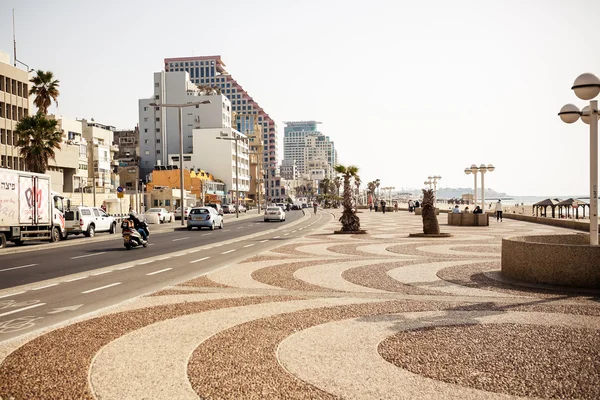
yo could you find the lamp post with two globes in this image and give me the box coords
[464,164,495,211]
[424,175,441,206]
[558,72,600,246]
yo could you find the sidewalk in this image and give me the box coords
[1,210,599,399]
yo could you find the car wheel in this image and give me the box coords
[0,233,6,249]
[109,222,116,234]
[86,224,95,238]
[49,226,60,243]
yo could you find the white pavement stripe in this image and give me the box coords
[148,243,155,246]
[284,233,290,236]
[236,227,244,229]
[116,265,134,270]
[66,276,87,282]
[147,268,172,276]
[223,229,230,232]
[190,257,210,263]
[260,240,268,243]
[92,271,111,276]
[0,291,25,299]
[0,302,46,318]
[157,257,170,261]
[188,249,200,253]
[0,263,38,273]
[221,249,236,254]
[81,282,121,294]
[201,233,211,236]
[172,253,185,257]
[172,237,189,242]
[32,283,59,291]
[273,236,280,239]
[71,252,107,259]
[243,244,255,248]
[138,260,154,265]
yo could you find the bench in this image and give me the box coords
[447,212,489,226]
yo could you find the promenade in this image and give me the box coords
[1,210,599,399]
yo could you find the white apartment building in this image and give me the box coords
[46,115,89,192]
[138,71,232,179]
[167,127,250,203]
[280,158,298,181]
[81,120,119,192]
[0,50,29,170]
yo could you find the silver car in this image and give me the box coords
[187,207,224,230]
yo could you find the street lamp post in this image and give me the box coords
[425,176,441,206]
[216,131,247,218]
[478,164,494,211]
[150,100,211,226]
[558,72,600,246]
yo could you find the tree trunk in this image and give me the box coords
[421,189,440,234]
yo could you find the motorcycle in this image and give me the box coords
[121,219,149,250]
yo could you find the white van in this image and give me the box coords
[64,206,117,237]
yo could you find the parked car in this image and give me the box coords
[64,206,117,237]
[301,203,308,209]
[236,204,247,213]
[291,203,301,210]
[187,207,224,230]
[206,203,224,216]
[144,208,174,224]
[174,206,192,220]
[276,203,285,208]
[222,204,236,214]
[264,206,286,222]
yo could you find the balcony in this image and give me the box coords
[110,144,119,152]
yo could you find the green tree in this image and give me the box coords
[29,70,60,114]
[15,114,62,173]
[335,164,361,232]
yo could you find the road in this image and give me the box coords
[0,210,332,342]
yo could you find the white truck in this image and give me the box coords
[0,168,68,248]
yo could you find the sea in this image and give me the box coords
[499,195,592,206]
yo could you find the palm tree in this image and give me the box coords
[29,70,60,114]
[421,188,440,234]
[335,164,361,232]
[354,176,361,204]
[375,178,381,201]
[15,114,62,173]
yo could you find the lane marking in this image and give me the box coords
[92,271,111,276]
[243,244,255,248]
[0,291,25,299]
[32,283,59,291]
[292,231,297,233]
[116,265,134,270]
[188,249,200,253]
[148,243,155,246]
[221,249,236,254]
[66,276,87,282]
[0,263,38,273]
[260,240,268,243]
[201,233,211,236]
[71,252,106,260]
[147,268,172,276]
[299,228,303,231]
[172,237,189,242]
[284,233,290,236]
[236,227,244,229]
[190,256,210,263]
[223,229,230,232]
[81,282,121,294]
[273,236,280,239]
[138,260,154,265]
[0,303,46,318]
[157,257,171,261]
[172,253,185,257]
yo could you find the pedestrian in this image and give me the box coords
[414,200,420,208]
[374,202,379,212]
[495,200,503,221]
[452,205,461,213]
[408,199,414,212]
[381,200,386,214]
[394,201,398,212]
[473,206,483,214]
[369,203,373,212]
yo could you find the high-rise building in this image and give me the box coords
[163,55,284,202]
[283,121,337,177]
[0,50,29,170]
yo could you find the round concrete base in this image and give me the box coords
[334,230,367,234]
[502,234,600,289]
[408,233,453,238]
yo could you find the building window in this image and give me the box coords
[144,128,148,133]
[155,128,160,133]
[145,150,150,155]
[156,139,161,143]
[156,150,161,154]
[183,156,191,161]
[155,117,160,121]
[154,83,159,87]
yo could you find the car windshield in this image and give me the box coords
[267,207,280,211]
[190,208,210,214]
[146,208,162,213]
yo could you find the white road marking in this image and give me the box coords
[299,228,303,231]
[157,257,170,261]
[260,240,268,243]
[284,233,290,236]
[201,233,211,236]
[190,256,210,263]
[172,253,185,257]
[221,249,236,254]
[138,260,154,265]
[116,265,134,270]
[71,252,106,260]
[47,304,83,314]
[243,244,255,248]
[0,303,46,318]
[0,291,25,299]
[32,283,59,291]
[92,271,111,276]
[81,282,121,294]
[292,231,297,233]
[172,237,189,241]
[66,276,87,282]
[236,227,244,229]
[273,236,280,239]
[0,263,38,273]
[223,229,230,232]
[188,249,200,253]
[147,268,172,276]
[148,243,155,246]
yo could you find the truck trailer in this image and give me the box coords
[0,168,67,248]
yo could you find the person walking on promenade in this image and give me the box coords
[374,202,379,212]
[369,203,373,212]
[408,199,414,212]
[394,201,398,212]
[381,200,386,214]
[414,200,420,209]
[495,200,503,221]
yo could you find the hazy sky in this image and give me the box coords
[1,0,599,196]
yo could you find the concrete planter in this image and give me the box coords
[447,213,489,226]
[501,234,600,289]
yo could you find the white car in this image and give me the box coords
[144,208,174,224]
[174,206,192,220]
[64,206,117,237]
[187,207,224,230]
[264,206,286,222]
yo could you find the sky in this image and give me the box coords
[1,0,599,196]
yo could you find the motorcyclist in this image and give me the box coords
[313,201,318,214]
[129,211,148,243]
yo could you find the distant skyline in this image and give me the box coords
[1,0,599,196]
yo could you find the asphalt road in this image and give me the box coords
[0,210,332,342]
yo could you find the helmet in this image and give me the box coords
[129,211,137,218]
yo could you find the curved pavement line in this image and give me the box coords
[276,310,600,400]
[387,260,514,297]
[414,244,500,258]
[205,259,291,289]
[89,297,377,400]
[293,258,417,293]
[353,242,426,257]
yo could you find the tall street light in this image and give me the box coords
[150,100,211,225]
[558,72,600,246]
[465,164,494,210]
[464,165,478,206]
[216,131,247,218]
[425,175,441,206]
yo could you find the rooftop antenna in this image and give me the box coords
[12,9,16,67]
